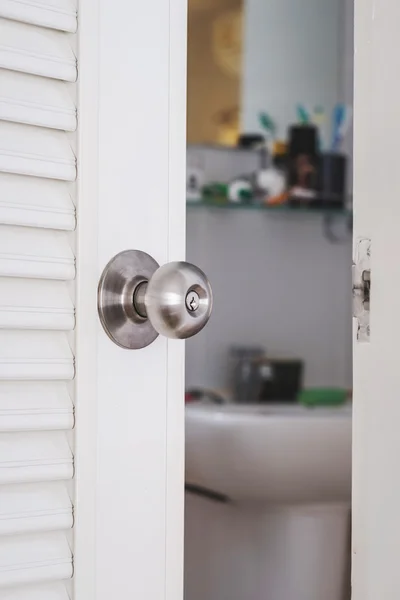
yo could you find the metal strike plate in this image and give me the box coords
[353,238,371,342]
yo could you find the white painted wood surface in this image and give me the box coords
[0,7,76,599]
[0,70,77,131]
[0,18,77,80]
[0,279,75,330]
[0,0,77,32]
[2,583,71,600]
[0,432,73,484]
[0,331,74,379]
[0,382,74,431]
[353,0,400,598]
[0,533,72,587]
[0,174,75,230]
[73,0,187,598]
[0,0,186,598]
[0,122,76,180]
[0,483,73,535]
[0,227,75,279]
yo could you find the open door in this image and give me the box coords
[0,0,398,597]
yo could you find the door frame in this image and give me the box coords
[353,0,400,598]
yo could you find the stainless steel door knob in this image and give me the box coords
[98,250,212,349]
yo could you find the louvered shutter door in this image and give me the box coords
[0,2,77,598]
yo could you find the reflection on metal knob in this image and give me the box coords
[134,261,212,340]
[98,250,212,349]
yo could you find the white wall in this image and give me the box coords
[186,209,352,392]
[241,0,342,146]
[341,0,354,192]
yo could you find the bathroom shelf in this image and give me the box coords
[187,200,351,216]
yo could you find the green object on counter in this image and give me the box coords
[298,388,347,407]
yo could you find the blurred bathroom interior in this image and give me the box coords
[184,0,353,599]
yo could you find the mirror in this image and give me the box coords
[188,0,353,152]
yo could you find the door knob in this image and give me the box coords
[98,250,212,349]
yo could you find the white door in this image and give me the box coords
[0,0,397,598]
[0,0,188,599]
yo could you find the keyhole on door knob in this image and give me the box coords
[185,290,200,312]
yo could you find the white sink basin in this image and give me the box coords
[185,402,352,504]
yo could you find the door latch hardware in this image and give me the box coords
[353,238,371,342]
[97,250,213,349]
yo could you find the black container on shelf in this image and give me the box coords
[288,125,318,158]
[287,125,319,196]
[317,152,347,207]
[286,124,347,208]
[237,134,265,149]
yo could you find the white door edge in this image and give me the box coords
[74,1,187,599]
[165,4,188,600]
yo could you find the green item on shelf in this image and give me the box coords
[239,188,252,201]
[202,183,229,203]
[298,388,347,407]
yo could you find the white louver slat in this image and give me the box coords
[0,331,74,379]
[0,226,75,279]
[0,533,72,587]
[0,0,77,33]
[0,279,74,330]
[0,122,76,180]
[0,7,76,598]
[0,382,74,431]
[2,583,70,600]
[0,483,73,535]
[0,18,76,81]
[0,432,73,484]
[0,70,77,131]
[0,174,75,230]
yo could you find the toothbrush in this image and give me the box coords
[313,105,325,127]
[296,104,310,125]
[337,106,353,144]
[331,104,346,151]
[312,105,326,150]
[259,112,276,138]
